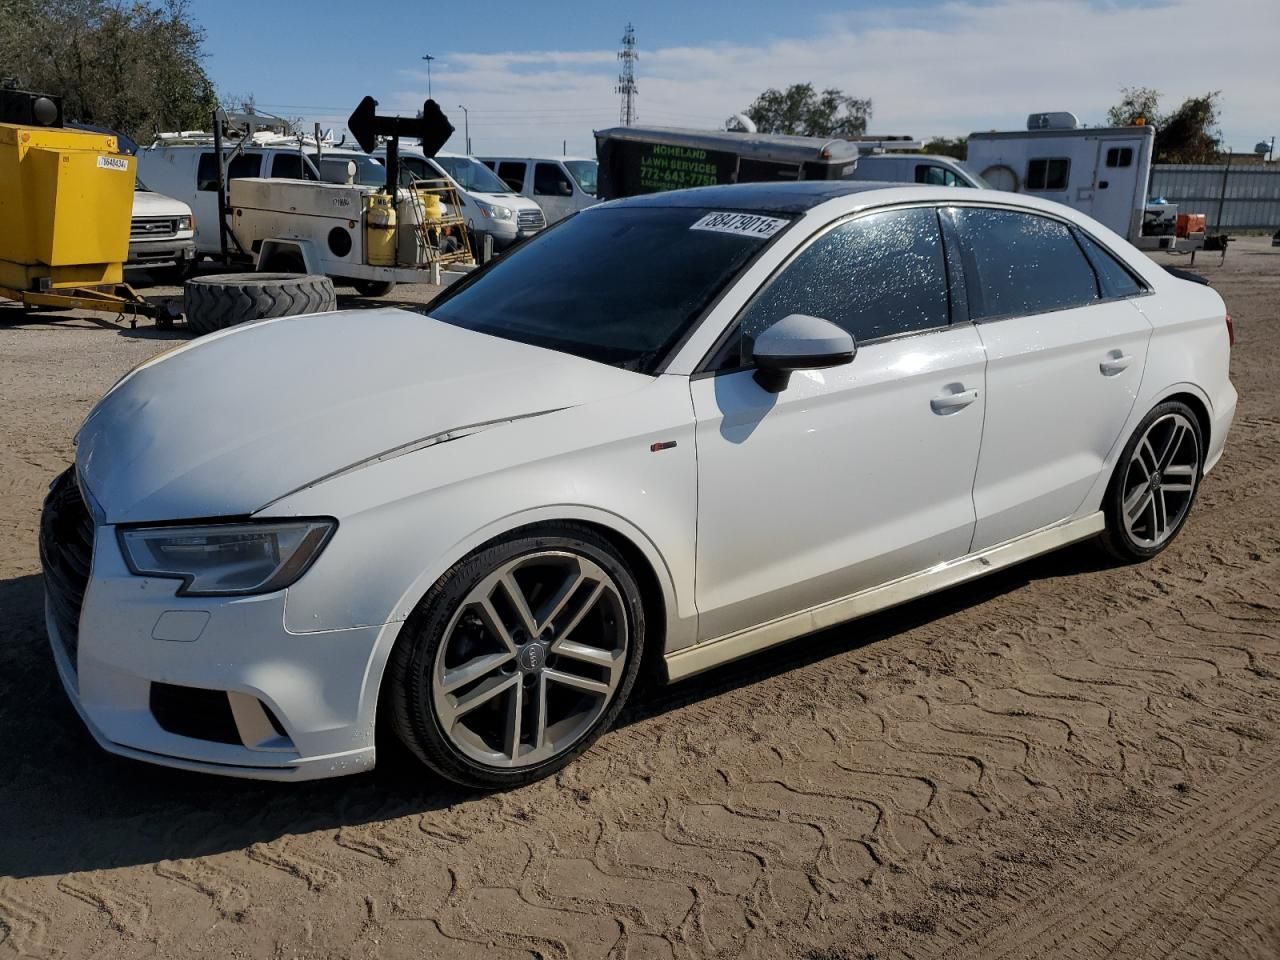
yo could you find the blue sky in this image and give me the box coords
[192,0,1278,157]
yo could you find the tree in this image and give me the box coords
[1106,86,1161,127]
[1103,87,1222,164]
[744,83,871,138]
[922,136,967,160]
[1156,94,1222,163]
[0,0,216,141]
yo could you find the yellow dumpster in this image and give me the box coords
[0,123,134,290]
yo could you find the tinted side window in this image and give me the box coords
[196,152,261,190]
[948,207,1099,319]
[1075,230,1145,298]
[401,156,430,179]
[271,153,309,179]
[1105,147,1134,168]
[497,161,526,191]
[738,207,950,348]
[916,164,959,186]
[1026,157,1070,190]
[534,162,574,196]
[197,153,218,191]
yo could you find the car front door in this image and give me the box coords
[945,205,1153,551]
[533,162,576,223]
[691,206,988,641]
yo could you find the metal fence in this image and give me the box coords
[1150,164,1280,231]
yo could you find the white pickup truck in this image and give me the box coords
[127,181,197,283]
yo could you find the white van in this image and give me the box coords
[851,154,987,188]
[478,156,598,224]
[377,147,546,250]
[137,139,333,254]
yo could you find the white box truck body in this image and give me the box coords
[966,114,1170,248]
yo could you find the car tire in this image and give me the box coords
[183,273,336,336]
[1099,400,1204,562]
[385,523,646,789]
[352,279,396,298]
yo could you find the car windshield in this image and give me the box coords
[563,160,598,196]
[428,205,788,372]
[309,152,385,187]
[433,156,513,194]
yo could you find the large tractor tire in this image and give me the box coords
[183,273,336,336]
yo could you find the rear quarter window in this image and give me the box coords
[1075,230,1147,298]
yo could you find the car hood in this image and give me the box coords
[471,191,538,212]
[76,308,648,524]
[132,189,191,217]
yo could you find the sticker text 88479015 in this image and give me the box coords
[690,212,789,239]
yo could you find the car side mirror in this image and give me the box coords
[750,314,856,393]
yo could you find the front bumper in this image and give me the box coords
[43,493,394,781]
[127,237,195,268]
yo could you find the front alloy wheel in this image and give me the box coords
[386,524,644,788]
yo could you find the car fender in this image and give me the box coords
[344,500,690,739]
[273,381,698,647]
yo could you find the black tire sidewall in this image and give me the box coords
[1102,400,1204,561]
[387,525,646,789]
[183,273,336,335]
[353,280,396,298]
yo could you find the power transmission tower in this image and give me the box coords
[616,23,638,126]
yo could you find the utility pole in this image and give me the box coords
[421,53,435,99]
[616,23,638,126]
[457,104,470,153]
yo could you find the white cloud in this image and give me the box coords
[379,0,1278,157]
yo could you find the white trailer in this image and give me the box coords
[966,113,1177,250]
[229,176,475,293]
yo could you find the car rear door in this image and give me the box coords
[691,206,987,641]
[944,205,1153,551]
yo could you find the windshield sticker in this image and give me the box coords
[690,212,788,239]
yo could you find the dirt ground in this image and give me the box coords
[1,240,1278,960]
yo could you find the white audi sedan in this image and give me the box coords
[41,182,1236,787]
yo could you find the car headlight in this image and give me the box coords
[480,203,513,220]
[177,215,193,231]
[119,519,336,596]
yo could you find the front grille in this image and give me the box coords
[149,683,242,744]
[130,217,178,240]
[39,467,95,666]
[517,208,546,231]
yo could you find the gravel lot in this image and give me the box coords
[1,240,1277,959]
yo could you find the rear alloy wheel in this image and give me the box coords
[387,525,644,788]
[1101,402,1203,561]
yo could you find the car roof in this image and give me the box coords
[604,180,903,214]
[479,155,595,162]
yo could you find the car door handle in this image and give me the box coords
[930,389,979,413]
[1099,354,1133,376]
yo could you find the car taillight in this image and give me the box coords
[1225,313,1235,347]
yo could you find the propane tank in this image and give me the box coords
[421,192,445,221]
[365,193,397,267]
